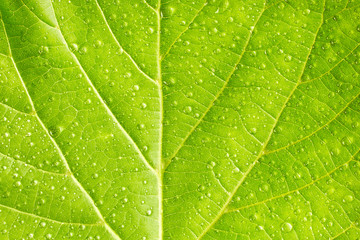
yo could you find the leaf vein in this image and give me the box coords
[300,42,360,84]
[0,152,67,176]
[264,89,360,156]
[196,2,326,238]
[94,0,157,84]
[50,4,157,175]
[225,149,360,213]
[2,13,122,240]
[161,1,208,61]
[0,204,103,226]
[163,2,267,171]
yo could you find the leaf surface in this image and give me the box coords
[0,0,360,239]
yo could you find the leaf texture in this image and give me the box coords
[0,0,360,239]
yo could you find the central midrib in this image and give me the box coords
[157,0,164,240]
[156,1,326,239]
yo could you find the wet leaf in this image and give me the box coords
[0,0,360,239]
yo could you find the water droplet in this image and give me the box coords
[198,185,206,192]
[303,9,311,15]
[140,103,147,109]
[343,194,354,202]
[259,183,269,192]
[207,161,216,169]
[137,124,145,130]
[326,187,335,195]
[281,222,293,232]
[70,43,78,52]
[146,209,152,216]
[249,128,257,134]
[284,55,292,62]
[94,40,103,48]
[184,106,192,113]
[259,63,266,70]
[341,136,353,146]
[80,46,88,54]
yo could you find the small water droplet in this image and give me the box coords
[284,55,292,62]
[343,194,354,202]
[184,106,192,113]
[281,222,293,232]
[303,9,311,15]
[146,209,152,216]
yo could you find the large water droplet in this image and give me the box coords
[281,222,293,232]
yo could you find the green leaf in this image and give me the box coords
[0,0,360,239]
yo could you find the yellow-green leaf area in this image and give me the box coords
[0,0,360,239]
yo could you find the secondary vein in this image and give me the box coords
[3,5,123,240]
[163,2,267,171]
[225,150,360,213]
[0,151,67,177]
[94,0,158,85]
[0,203,103,226]
[161,1,208,61]
[49,1,158,175]
[264,89,360,156]
[197,1,326,238]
